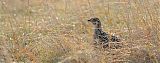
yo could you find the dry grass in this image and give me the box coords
[0,0,160,63]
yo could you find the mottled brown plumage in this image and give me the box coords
[88,17,120,48]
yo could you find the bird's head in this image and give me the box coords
[88,17,101,28]
[88,17,101,25]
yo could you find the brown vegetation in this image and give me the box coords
[0,0,160,63]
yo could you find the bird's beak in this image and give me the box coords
[88,20,90,21]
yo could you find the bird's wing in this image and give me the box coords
[111,35,120,42]
[99,31,109,43]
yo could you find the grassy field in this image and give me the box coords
[0,0,160,63]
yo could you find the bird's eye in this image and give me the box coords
[92,19,97,22]
[93,19,97,21]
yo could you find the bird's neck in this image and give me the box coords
[94,23,102,29]
[94,28,102,36]
[94,24,102,33]
[93,22,102,35]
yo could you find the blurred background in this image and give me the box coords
[0,0,160,63]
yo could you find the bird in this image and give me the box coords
[88,17,120,48]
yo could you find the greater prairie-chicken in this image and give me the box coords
[88,17,120,48]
